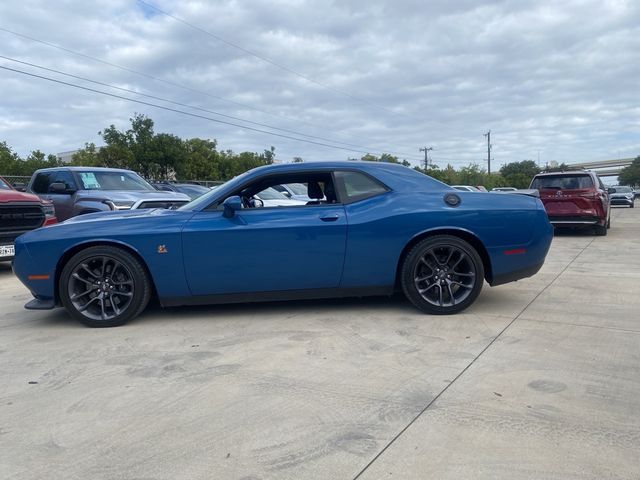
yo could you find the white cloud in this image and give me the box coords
[0,0,638,167]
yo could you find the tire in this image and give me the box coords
[59,245,151,327]
[401,235,485,315]
[595,224,607,236]
[630,202,634,208]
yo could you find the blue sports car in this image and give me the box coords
[12,161,553,327]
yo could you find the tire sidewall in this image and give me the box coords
[401,235,485,315]
[59,246,150,327]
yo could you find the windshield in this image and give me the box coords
[612,186,632,193]
[531,175,593,190]
[175,184,210,199]
[77,170,155,191]
[0,177,11,190]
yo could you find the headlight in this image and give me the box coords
[104,200,135,210]
[42,203,55,217]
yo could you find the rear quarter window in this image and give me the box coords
[334,170,388,203]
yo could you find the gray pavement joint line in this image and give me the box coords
[351,235,597,480]
[521,317,640,335]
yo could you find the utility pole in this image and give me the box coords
[483,131,492,174]
[419,146,433,169]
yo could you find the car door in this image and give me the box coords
[182,203,347,296]
[45,171,78,220]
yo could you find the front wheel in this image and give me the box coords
[595,224,607,236]
[630,202,634,209]
[59,246,151,327]
[401,235,485,315]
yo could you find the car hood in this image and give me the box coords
[63,207,182,224]
[75,189,190,202]
[610,192,633,197]
[0,189,45,203]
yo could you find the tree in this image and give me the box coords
[292,157,304,163]
[618,156,640,187]
[499,160,540,189]
[71,143,101,167]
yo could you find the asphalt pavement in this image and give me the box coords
[1,207,638,480]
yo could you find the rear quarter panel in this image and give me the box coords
[340,190,551,287]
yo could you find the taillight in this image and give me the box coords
[578,192,598,199]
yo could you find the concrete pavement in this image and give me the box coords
[1,207,638,479]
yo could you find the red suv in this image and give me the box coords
[529,170,611,236]
[1,176,57,261]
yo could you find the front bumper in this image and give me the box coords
[610,197,634,205]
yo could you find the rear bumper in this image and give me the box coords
[547,215,604,227]
[490,260,545,286]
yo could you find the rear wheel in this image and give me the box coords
[59,246,151,327]
[595,224,607,236]
[401,235,484,315]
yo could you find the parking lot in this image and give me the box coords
[1,207,639,480]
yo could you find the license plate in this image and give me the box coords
[0,244,15,258]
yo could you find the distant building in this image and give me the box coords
[56,150,80,164]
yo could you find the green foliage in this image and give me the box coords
[414,163,506,190]
[0,142,61,176]
[499,160,540,188]
[618,156,640,187]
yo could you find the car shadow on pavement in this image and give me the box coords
[0,262,14,276]
[136,293,417,326]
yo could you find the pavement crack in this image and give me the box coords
[351,235,596,480]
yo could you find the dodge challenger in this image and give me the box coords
[12,161,553,327]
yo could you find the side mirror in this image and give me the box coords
[49,182,74,194]
[222,195,242,218]
[607,187,615,194]
[282,191,292,198]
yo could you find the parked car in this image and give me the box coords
[254,187,307,207]
[0,175,57,261]
[28,167,190,221]
[608,186,635,208]
[271,183,312,201]
[451,185,481,192]
[13,161,553,327]
[491,187,517,192]
[152,182,210,200]
[529,170,611,235]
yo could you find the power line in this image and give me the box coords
[138,0,418,122]
[0,26,419,155]
[0,64,418,157]
[0,55,421,161]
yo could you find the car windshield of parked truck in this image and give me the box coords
[531,175,593,190]
[78,171,155,191]
[612,186,632,193]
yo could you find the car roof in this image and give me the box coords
[534,170,593,177]
[33,166,135,173]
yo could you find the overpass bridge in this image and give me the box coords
[567,158,635,177]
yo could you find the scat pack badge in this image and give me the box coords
[157,244,168,254]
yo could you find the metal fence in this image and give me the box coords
[1,175,31,189]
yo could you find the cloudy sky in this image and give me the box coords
[0,0,639,169]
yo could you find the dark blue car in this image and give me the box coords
[12,161,553,327]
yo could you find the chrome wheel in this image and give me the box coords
[412,244,477,307]
[67,255,135,322]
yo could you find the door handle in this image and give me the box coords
[319,213,340,222]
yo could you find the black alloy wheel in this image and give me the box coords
[401,235,484,315]
[59,246,151,327]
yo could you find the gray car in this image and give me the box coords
[28,167,190,221]
[609,186,635,208]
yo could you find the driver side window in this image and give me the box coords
[226,172,340,209]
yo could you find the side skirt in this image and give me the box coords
[161,286,394,308]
